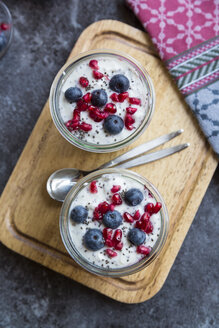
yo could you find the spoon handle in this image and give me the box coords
[114,143,189,169]
[98,129,183,169]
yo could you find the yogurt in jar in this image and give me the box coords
[68,174,162,270]
[59,54,150,146]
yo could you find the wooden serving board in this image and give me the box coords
[0,20,217,303]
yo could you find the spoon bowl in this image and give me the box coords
[47,168,82,202]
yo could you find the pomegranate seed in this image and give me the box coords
[104,103,117,113]
[105,249,117,258]
[105,239,114,247]
[125,124,134,131]
[126,107,137,114]
[79,76,89,87]
[93,70,104,79]
[129,97,141,105]
[71,120,80,130]
[65,120,78,132]
[78,122,92,132]
[137,245,151,255]
[125,114,135,130]
[114,242,123,251]
[141,212,151,221]
[93,208,102,220]
[112,193,122,205]
[153,202,162,213]
[110,93,119,102]
[133,210,140,220]
[125,114,135,125]
[0,23,10,30]
[90,181,98,193]
[123,212,134,223]
[145,203,154,215]
[83,92,91,103]
[73,109,80,121]
[89,59,99,70]
[111,185,121,193]
[76,99,88,112]
[98,201,110,214]
[89,106,107,122]
[103,228,113,240]
[145,221,153,234]
[109,204,115,211]
[113,229,122,243]
[65,120,72,128]
[118,92,129,102]
[135,213,150,231]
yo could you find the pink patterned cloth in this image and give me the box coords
[126,0,219,157]
[126,0,218,60]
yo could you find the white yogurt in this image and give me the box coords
[68,174,161,269]
[59,54,149,145]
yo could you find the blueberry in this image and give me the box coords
[91,89,108,107]
[84,229,104,251]
[65,87,82,102]
[103,210,123,229]
[0,32,6,52]
[109,74,130,93]
[70,205,88,223]
[103,115,124,135]
[124,188,143,206]
[128,228,146,246]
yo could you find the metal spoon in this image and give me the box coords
[47,129,189,202]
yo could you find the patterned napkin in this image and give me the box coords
[126,0,219,158]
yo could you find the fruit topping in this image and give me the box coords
[124,188,143,206]
[129,97,141,105]
[79,76,89,87]
[105,249,117,258]
[82,92,91,103]
[109,74,130,93]
[144,203,154,215]
[104,103,117,114]
[128,228,146,246]
[133,210,140,220]
[91,89,108,107]
[137,245,151,255]
[84,229,104,251]
[93,70,104,79]
[76,99,88,111]
[111,185,121,193]
[103,115,124,135]
[123,212,134,223]
[78,122,92,132]
[102,210,123,229]
[153,202,162,213]
[118,92,129,102]
[111,193,122,205]
[126,107,137,114]
[70,205,88,223]
[110,93,120,102]
[89,59,99,70]
[64,87,82,103]
[90,181,98,193]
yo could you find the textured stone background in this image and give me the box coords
[0,1,218,327]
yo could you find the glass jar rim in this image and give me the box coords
[0,1,13,59]
[60,168,169,277]
[49,49,155,153]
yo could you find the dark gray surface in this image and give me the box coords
[0,1,218,327]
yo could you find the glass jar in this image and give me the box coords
[0,1,13,59]
[49,49,155,153]
[60,168,169,277]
